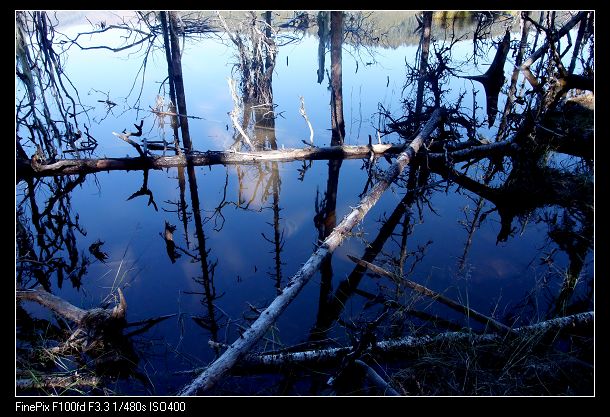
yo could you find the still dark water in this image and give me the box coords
[16,12,593,395]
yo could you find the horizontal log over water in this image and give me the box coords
[16,143,408,178]
[215,311,593,368]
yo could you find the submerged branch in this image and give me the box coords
[347,256,514,334]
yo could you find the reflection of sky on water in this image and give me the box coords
[17,15,592,394]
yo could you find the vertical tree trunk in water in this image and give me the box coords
[330,11,345,145]
[168,11,193,152]
[415,11,433,119]
[159,11,182,155]
[312,159,342,343]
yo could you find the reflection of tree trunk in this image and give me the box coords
[415,11,432,119]
[265,11,273,71]
[312,159,342,343]
[185,163,219,344]
[330,11,345,145]
[177,166,190,249]
[310,164,422,340]
[548,209,592,317]
[497,12,530,141]
[270,163,283,293]
[463,29,511,127]
[429,159,592,244]
[317,12,329,84]
[457,196,485,272]
[168,11,193,152]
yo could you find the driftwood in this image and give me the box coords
[348,256,513,334]
[17,143,408,178]
[196,311,592,369]
[177,108,445,395]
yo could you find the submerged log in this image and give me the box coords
[178,108,445,395]
[347,256,514,334]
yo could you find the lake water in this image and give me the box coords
[16,11,593,395]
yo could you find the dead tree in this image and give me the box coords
[178,108,444,395]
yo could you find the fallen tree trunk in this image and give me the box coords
[198,311,592,369]
[17,288,87,323]
[17,287,127,324]
[177,108,445,395]
[17,143,408,179]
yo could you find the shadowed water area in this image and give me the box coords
[16,11,593,396]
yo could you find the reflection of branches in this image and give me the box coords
[261,163,285,292]
[16,11,92,160]
[58,20,155,53]
[126,169,158,211]
[17,175,90,291]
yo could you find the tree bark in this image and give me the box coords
[177,108,444,395]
